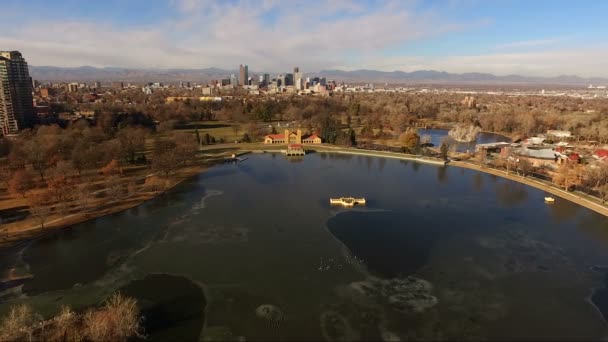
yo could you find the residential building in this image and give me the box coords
[0,51,35,135]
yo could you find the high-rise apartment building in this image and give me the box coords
[0,51,34,136]
[239,64,248,86]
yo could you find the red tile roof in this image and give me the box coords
[288,144,303,148]
[265,134,285,139]
[303,134,320,140]
[595,149,608,158]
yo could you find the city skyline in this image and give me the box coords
[1,0,607,77]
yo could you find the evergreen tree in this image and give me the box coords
[440,142,449,160]
[349,128,357,146]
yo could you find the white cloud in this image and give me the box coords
[351,48,608,77]
[1,1,460,72]
[495,38,562,49]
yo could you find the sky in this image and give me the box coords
[1,0,607,77]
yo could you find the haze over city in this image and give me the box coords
[2,0,607,77]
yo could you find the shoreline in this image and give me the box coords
[1,143,606,249]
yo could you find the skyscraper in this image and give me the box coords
[285,73,294,86]
[0,51,34,136]
[230,74,237,87]
[263,73,270,86]
[239,64,248,86]
[294,66,303,90]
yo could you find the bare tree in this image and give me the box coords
[8,170,34,198]
[27,192,51,229]
[517,158,534,177]
[105,176,124,203]
[77,182,95,213]
[152,140,179,178]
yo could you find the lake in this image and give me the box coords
[418,128,511,152]
[1,153,608,340]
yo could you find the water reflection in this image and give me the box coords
[378,158,386,172]
[327,211,436,278]
[437,166,448,184]
[365,156,373,171]
[494,181,528,207]
[548,197,581,222]
[121,274,206,341]
[473,173,484,192]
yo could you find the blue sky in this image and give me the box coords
[1,0,606,76]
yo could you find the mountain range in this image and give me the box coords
[29,66,608,86]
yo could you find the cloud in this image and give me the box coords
[2,1,605,77]
[0,0,470,73]
[350,47,608,77]
[495,38,562,49]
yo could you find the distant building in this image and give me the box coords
[230,74,237,87]
[461,96,476,108]
[39,87,51,98]
[239,64,248,86]
[264,129,322,144]
[0,51,35,135]
[294,66,303,90]
[165,96,222,103]
[67,82,79,92]
[111,81,124,89]
[285,73,294,86]
[547,130,572,138]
